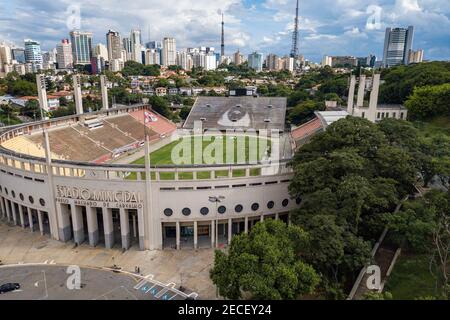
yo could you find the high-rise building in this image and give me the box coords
[146,41,162,50]
[233,50,242,65]
[0,44,12,65]
[131,29,142,63]
[162,37,176,67]
[382,26,414,68]
[56,39,73,69]
[70,31,93,65]
[248,52,263,72]
[106,30,122,61]
[145,49,161,65]
[24,39,43,68]
[12,48,26,63]
[266,54,282,71]
[321,55,332,67]
[408,49,424,64]
[94,43,109,61]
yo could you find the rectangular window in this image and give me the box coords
[400,112,404,119]
[377,112,381,119]
[381,112,385,118]
[361,112,365,119]
[393,112,396,118]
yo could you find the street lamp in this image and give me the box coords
[209,195,225,248]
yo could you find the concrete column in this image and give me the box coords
[244,216,249,234]
[132,214,137,238]
[0,197,6,219]
[288,213,292,226]
[102,207,114,249]
[70,205,85,245]
[356,75,366,107]
[228,218,232,245]
[176,221,181,250]
[120,208,131,250]
[37,211,44,235]
[211,220,215,248]
[100,75,109,110]
[194,221,198,250]
[368,74,381,123]
[57,203,72,242]
[275,213,279,220]
[5,199,11,222]
[137,208,145,250]
[27,207,33,232]
[73,75,83,115]
[260,215,264,222]
[18,205,25,228]
[11,202,18,225]
[347,75,356,114]
[86,207,99,247]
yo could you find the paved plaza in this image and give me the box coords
[0,222,216,299]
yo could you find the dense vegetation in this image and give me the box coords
[121,61,161,77]
[211,117,446,299]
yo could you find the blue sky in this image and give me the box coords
[0,0,449,62]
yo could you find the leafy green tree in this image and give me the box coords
[405,83,450,120]
[179,106,191,120]
[210,220,320,300]
[148,96,171,118]
[288,100,325,125]
[379,61,450,104]
[143,64,161,77]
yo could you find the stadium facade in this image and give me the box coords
[0,91,300,251]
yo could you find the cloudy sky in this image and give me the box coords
[0,0,449,62]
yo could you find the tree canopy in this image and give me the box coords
[210,220,319,300]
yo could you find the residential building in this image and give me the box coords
[106,30,122,61]
[162,37,176,67]
[24,39,43,69]
[56,39,73,69]
[408,49,424,64]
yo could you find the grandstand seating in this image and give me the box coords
[1,135,63,160]
[75,122,136,151]
[129,110,177,137]
[106,115,158,141]
[28,127,109,162]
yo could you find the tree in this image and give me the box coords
[383,190,449,298]
[379,61,450,104]
[288,100,325,125]
[405,83,450,120]
[147,96,171,118]
[210,220,319,300]
[179,106,191,120]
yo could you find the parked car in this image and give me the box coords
[0,283,20,294]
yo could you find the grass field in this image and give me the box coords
[128,136,271,180]
[385,254,442,300]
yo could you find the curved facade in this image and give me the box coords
[0,106,298,251]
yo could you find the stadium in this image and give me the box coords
[0,77,312,251]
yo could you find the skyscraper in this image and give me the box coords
[290,0,299,59]
[56,39,73,69]
[382,26,414,68]
[70,31,93,65]
[12,48,26,63]
[162,37,176,67]
[24,39,43,71]
[131,29,142,63]
[248,52,263,72]
[106,30,122,61]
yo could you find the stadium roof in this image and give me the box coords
[183,96,287,131]
[315,111,349,128]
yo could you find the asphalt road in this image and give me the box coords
[0,264,191,300]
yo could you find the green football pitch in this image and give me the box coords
[128,136,271,180]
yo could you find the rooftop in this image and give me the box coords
[183,96,287,131]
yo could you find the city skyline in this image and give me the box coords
[0,0,449,62]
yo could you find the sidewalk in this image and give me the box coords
[0,223,217,299]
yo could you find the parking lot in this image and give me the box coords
[0,264,196,300]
